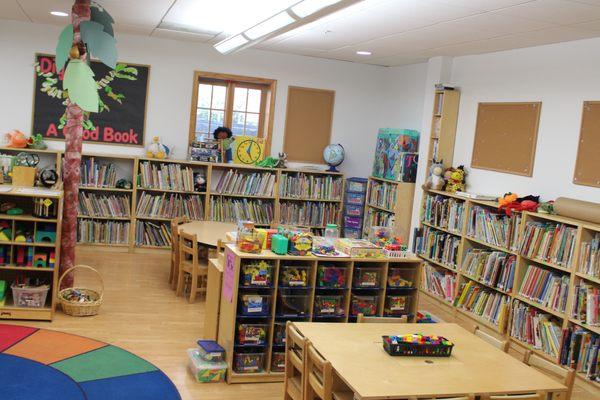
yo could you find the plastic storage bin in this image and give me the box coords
[345,204,364,217]
[271,352,286,372]
[344,215,362,229]
[187,348,227,382]
[317,265,348,288]
[346,192,365,205]
[387,267,415,288]
[346,178,368,193]
[241,261,273,287]
[239,294,271,316]
[384,295,411,316]
[237,323,268,346]
[279,265,309,287]
[278,292,310,317]
[197,340,225,362]
[11,283,50,308]
[352,267,381,288]
[234,351,265,373]
[351,295,379,316]
[273,322,286,345]
[314,295,345,317]
[343,228,361,239]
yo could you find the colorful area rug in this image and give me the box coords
[0,324,181,400]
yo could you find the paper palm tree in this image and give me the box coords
[56,0,118,287]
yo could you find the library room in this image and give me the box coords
[1,1,600,399]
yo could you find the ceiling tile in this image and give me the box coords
[572,18,600,30]
[428,0,537,12]
[0,0,29,21]
[565,0,600,6]
[497,0,600,24]
[151,28,216,43]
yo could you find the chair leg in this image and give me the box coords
[189,269,198,303]
[176,268,185,297]
[168,259,174,285]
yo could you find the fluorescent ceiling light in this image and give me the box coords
[214,35,249,54]
[356,50,371,55]
[245,12,296,40]
[50,11,69,17]
[291,0,342,18]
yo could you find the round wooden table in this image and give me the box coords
[177,221,236,248]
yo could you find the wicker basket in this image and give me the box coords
[58,265,104,317]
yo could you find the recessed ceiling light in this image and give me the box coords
[356,51,372,56]
[50,11,69,17]
[291,0,342,18]
[214,34,249,54]
[245,11,296,40]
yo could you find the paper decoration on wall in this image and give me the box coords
[90,1,115,37]
[63,59,99,113]
[55,25,73,72]
[232,135,266,165]
[371,128,420,182]
[80,20,117,69]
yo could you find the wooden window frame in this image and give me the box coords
[189,71,277,156]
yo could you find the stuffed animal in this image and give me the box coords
[27,134,47,150]
[5,130,28,148]
[444,165,466,193]
[275,152,287,169]
[146,136,170,159]
[423,160,445,191]
[194,172,206,192]
[538,201,554,214]
[498,193,518,207]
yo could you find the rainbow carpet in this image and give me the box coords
[0,324,181,400]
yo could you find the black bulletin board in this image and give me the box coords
[32,54,149,147]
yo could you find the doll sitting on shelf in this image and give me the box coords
[213,126,234,163]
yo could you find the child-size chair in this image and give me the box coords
[284,322,308,400]
[176,231,207,302]
[305,343,333,400]
[472,326,509,353]
[356,314,408,323]
[523,350,575,400]
[169,216,189,289]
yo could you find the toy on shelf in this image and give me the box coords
[48,251,56,269]
[382,334,453,357]
[384,295,410,316]
[146,136,170,159]
[233,352,264,373]
[116,179,133,190]
[368,226,393,247]
[443,165,466,193]
[35,224,56,243]
[241,261,273,287]
[288,231,313,256]
[239,294,270,316]
[4,130,29,148]
[10,276,50,308]
[189,134,222,163]
[273,322,286,345]
[33,198,57,218]
[423,159,445,191]
[27,133,47,150]
[311,236,341,257]
[334,238,384,258]
[351,295,378,316]
[271,352,285,372]
[498,193,540,216]
[270,234,288,255]
[14,223,33,243]
[353,267,381,288]
[0,221,11,242]
[214,127,234,164]
[236,221,262,254]
[33,253,48,268]
[317,264,347,288]
[255,228,277,250]
[237,323,268,346]
[314,295,344,317]
[279,265,309,287]
[387,268,414,288]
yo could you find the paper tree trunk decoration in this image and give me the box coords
[57,0,117,288]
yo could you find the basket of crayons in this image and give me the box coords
[382,334,454,357]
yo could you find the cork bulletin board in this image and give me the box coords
[574,101,600,188]
[471,102,541,176]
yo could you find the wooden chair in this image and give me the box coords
[356,314,408,323]
[305,343,333,400]
[524,350,575,400]
[176,232,208,302]
[169,216,189,289]
[472,326,509,353]
[285,322,308,400]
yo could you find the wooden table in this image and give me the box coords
[178,221,236,247]
[292,322,566,400]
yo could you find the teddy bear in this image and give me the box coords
[444,165,467,193]
[423,160,445,191]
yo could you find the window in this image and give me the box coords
[189,71,276,154]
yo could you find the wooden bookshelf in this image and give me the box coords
[0,187,63,321]
[426,89,460,172]
[218,244,422,383]
[417,188,600,389]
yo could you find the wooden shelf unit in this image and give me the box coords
[218,244,422,383]
[417,188,600,389]
[426,89,460,172]
[0,187,63,321]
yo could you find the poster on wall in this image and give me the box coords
[32,53,149,146]
[371,128,420,182]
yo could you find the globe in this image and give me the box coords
[323,143,345,172]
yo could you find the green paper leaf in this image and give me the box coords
[63,59,99,113]
[90,1,115,37]
[55,25,74,72]
[80,20,117,70]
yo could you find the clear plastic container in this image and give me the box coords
[387,267,415,288]
[324,224,340,239]
[352,267,381,288]
[234,351,265,373]
[237,323,268,346]
[197,340,225,362]
[279,265,309,287]
[351,295,379,316]
[11,284,50,308]
[271,352,286,372]
[384,295,411,316]
[187,348,227,382]
[343,228,361,239]
[317,265,348,288]
[344,215,362,229]
[241,261,273,287]
[346,192,365,205]
[314,295,345,317]
[239,294,271,316]
[346,178,368,193]
[345,204,364,217]
[273,322,286,346]
[278,293,310,317]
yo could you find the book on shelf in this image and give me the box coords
[213,169,276,197]
[368,180,397,211]
[560,327,599,382]
[415,226,460,268]
[77,192,130,218]
[462,249,516,293]
[78,220,130,245]
[510,299,563,359]
[80,157,119,188]
[136,192,204,220]
[364,208,395,230]
[279,173,342,200]
[279,201,339,228]
[422,263,456,302]
[135,220,171,247]
[423,193,464,233]
[454,280,510,327]
[579,232,600,278]
[138,160,203,192]
[519,221,577,268]
[209,197,273,225]
[518,264,570,313]
[571,282,599,327]
[467,205,521,250]
[454,191,498,201]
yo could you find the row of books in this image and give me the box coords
[571,282,599,327]
[519,264,570,313]
[279,173,343,200]
[367,180,397,211]
[80,158,120,188]
[579,232,600,278]
[422,194,464,233]
[510,300,563,359]
[462,249,516,293]
[364,209,394,229]
[454,280,510,326]
[213,169,276,197]
[77,192,130,218]
[77,220,130,245]
[559,328,599,382]
[519,221,577,268]
[467,206,521,251]
[422,263,456,302]
[135,221,171,247]
[138,161,203,192]
[136,192,204,220]
[279,202,340,228]
[209,198,273,225]
[415,226,460,268]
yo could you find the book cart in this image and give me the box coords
[417,188,600,390]
[217,244,422,383]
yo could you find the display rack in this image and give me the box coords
[0,146,62,179]
[218,244,422,383]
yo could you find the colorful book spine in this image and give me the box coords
[461,249,516,293]
[209,198,273,225]
[279,173,343,200]
[510,299,563,359]
[559,327,599,383]
[79,157,118,188]
[213,170,276,197]
[579,232,600,278]
[415,226,460,268]
[364,209,394,229]
[77,220,130,245]
[367,180,397,211]
[467,205,521,250]
[519,221,577,268]
[422,194,465,233]
[77,192,130,217]
[138,161,201,192]
[454,280,510,326]
[422,263,456,302]
[571,282,600,327]
[518,264,570,313]
[135,221,171,247]
[279,201,339,228]
[136,192,204,220]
